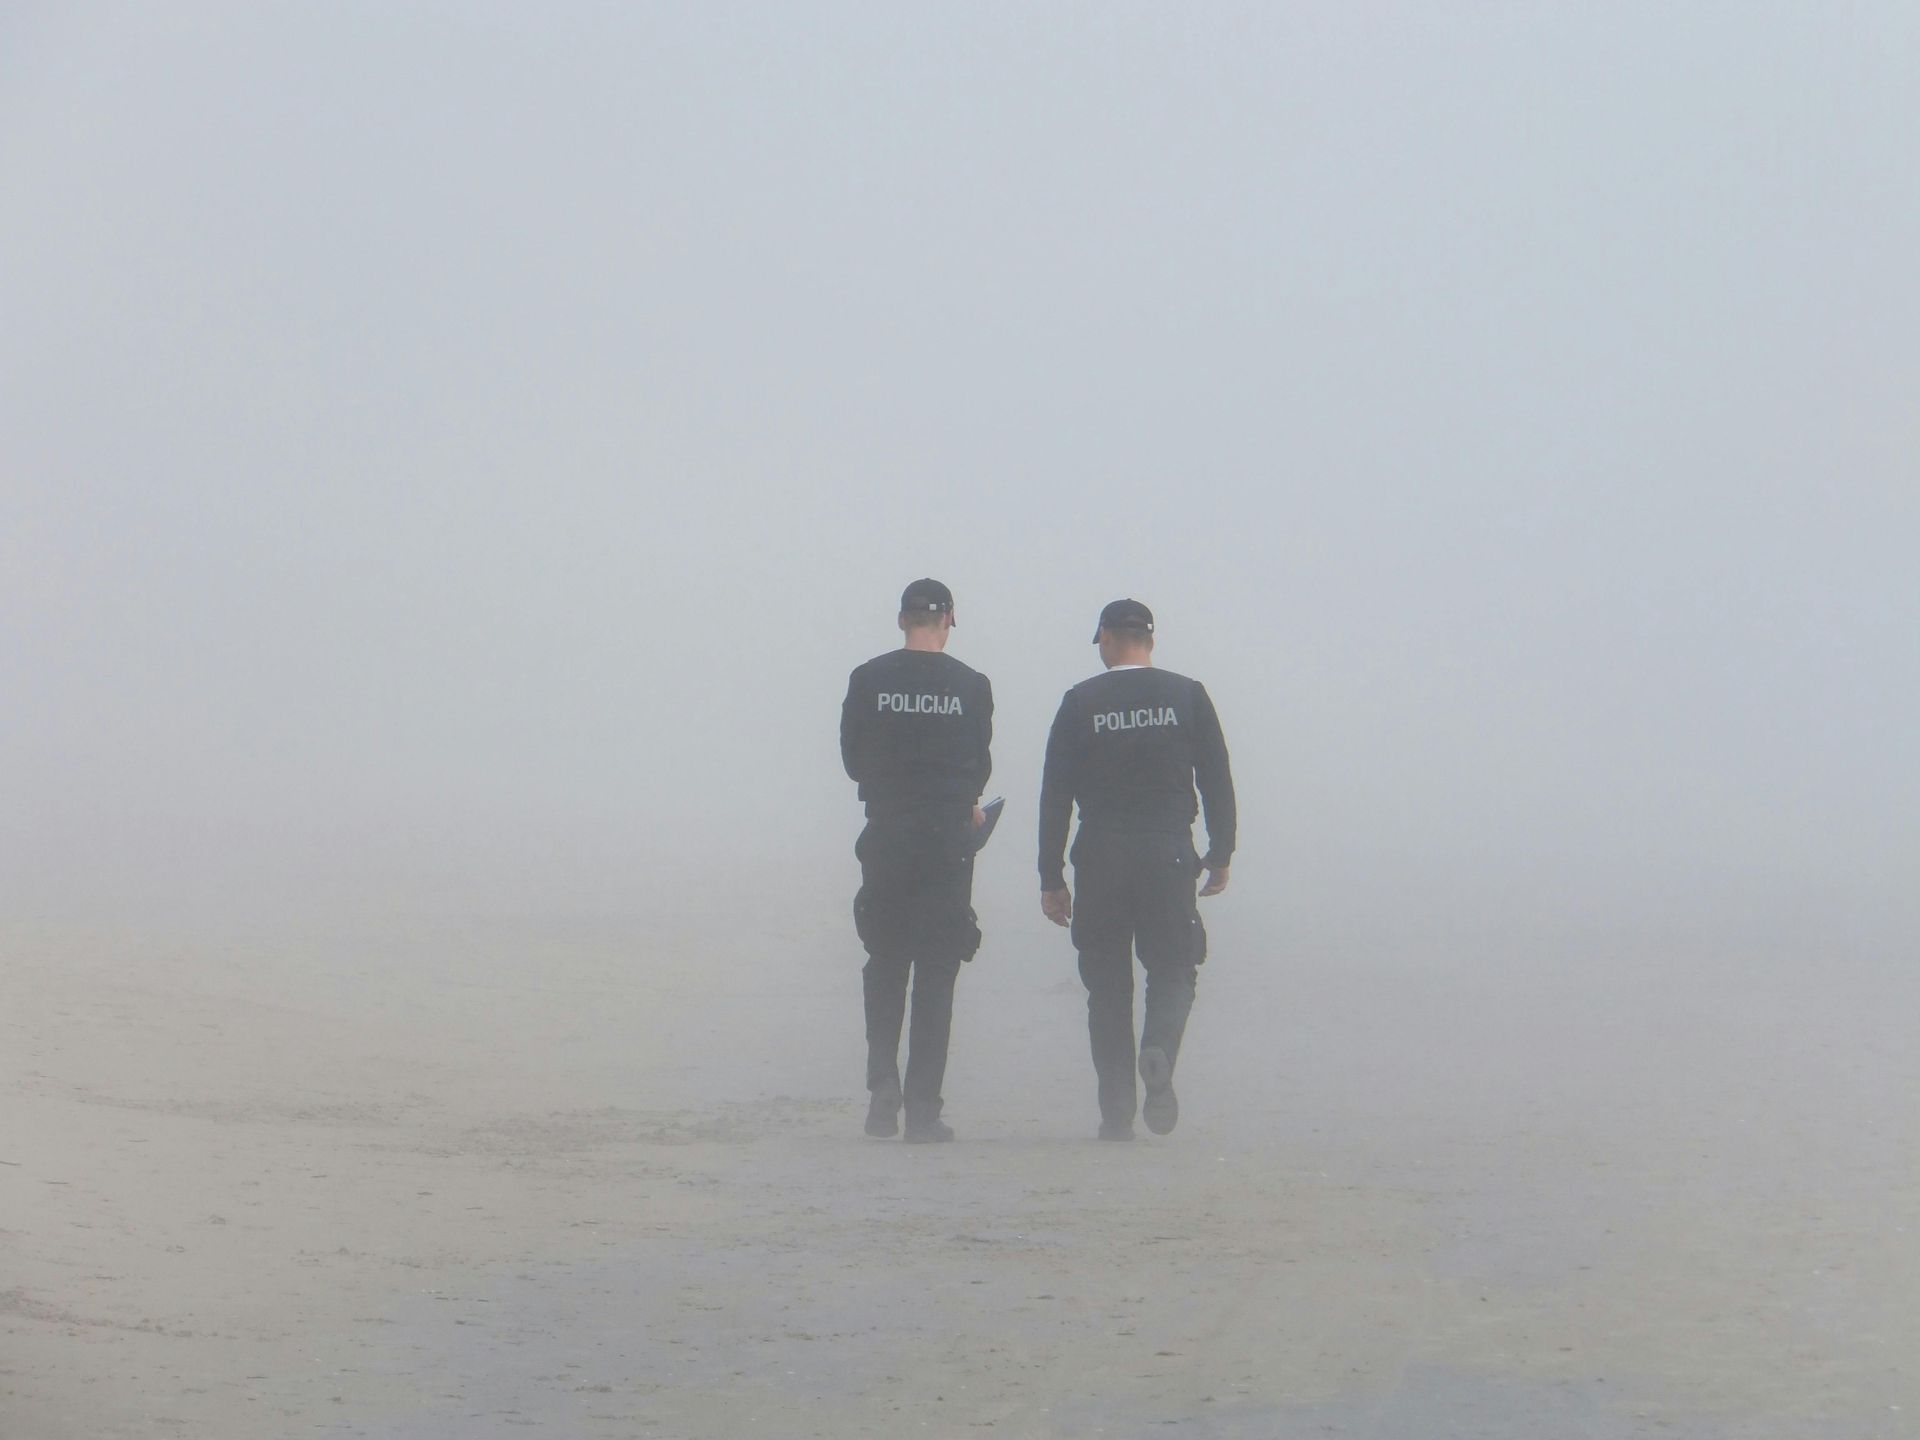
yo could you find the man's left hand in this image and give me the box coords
[1200,864,1230,898]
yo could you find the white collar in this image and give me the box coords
[1105,664,1147,672]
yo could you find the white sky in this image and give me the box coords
[3,3,1915,948]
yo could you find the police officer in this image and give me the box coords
[1038,599,1236,1140]
[841,579,993,1143]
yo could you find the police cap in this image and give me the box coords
[900,578,954,614]
[1093,598,1155,642]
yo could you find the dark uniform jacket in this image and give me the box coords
[841,650,993,818]
[1037,666,1236,891]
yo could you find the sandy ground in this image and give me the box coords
[4,898,1916,1439]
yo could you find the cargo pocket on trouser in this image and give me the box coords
[937,821,981,962]
[1138,906,1206,971]
[856,887,890,963]
[853,887,876,953]
[955,905,982,963]
[1180,841,1208,966]
[1138,841,1206,967]
[925,887,983,963]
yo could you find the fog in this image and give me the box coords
[7,1,1914,945]
[3,5,1916,1437]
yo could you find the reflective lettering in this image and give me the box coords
[878,692,964,715]
[1093,706,1180,733]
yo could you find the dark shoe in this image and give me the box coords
[1097,1119,1135,1141]
[1139,1046,1178,1135]
[865,1079,902,1138]
[902,1117,954,1144]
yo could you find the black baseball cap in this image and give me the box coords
[900,578,954,615]
[1093,598,1154,643]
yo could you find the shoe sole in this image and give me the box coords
[865,1080,902,1138]
[1138,1047,1178,1135]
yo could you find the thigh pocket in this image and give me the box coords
[955,905,982,963]
[906,899,980,964]
[1175,843,1208,965]
[1139,909,1207,968]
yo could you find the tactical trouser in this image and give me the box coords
[854,810,981,1125]
[1069,828,1207,1130]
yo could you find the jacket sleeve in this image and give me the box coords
[1192,682,1237,868]
[840,670,868,783]
[972,674,994,799]
[1037,692,1079,890]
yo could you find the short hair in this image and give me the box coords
[901,607,948,630]
[1102,623,1153,644]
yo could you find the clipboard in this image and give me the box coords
[968,796,1005,854]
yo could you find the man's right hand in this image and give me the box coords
[1041,888,1072,927]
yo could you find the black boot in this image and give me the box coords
[865,1078,901,1138]
[902,1102,954,1144]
